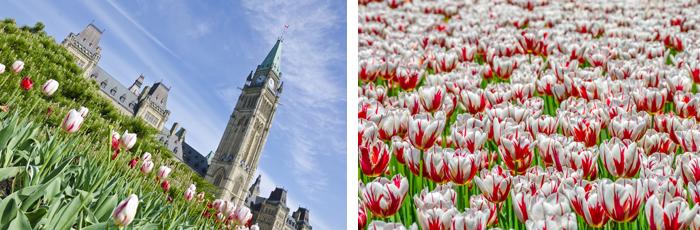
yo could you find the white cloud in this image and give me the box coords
[105,0,181,59]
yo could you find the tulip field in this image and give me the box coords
[358,1,700,230]
[0,19,257,229]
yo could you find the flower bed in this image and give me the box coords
[0,19,255,229]
[358,1,700,229]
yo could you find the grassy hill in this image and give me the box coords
[0,18,223,229]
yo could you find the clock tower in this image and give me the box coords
[206,39,283,205]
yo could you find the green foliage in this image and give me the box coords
[0,19,220,228]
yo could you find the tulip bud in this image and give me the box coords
[0,63,5,74]
[161,180,170,192]
[111,131,120,150]
[184,187,195,201]
[141,152,152,161]
[11,60,24,73]
[20,76,33,91]
[250,224,259,230]
[140,160,154,174]
[128,158,138,169]
[212,199,224,210]
[120,130,137,150]
[41,79,59,96]
[61,109,84,133]
[196,192,205,201]
[112,194,138,227]
[78,106,89,118]
[157,165,172,179]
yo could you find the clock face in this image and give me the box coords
[267,78,276,90]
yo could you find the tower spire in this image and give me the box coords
[258,37,283,76]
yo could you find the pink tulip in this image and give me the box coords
[499,129,535,175]
[608,111,649,141]
[451,125,487,153]
[61,109,84,133]
[112,194,138,226]
[599,138,642,178]
[645,195,698,230]
[459,89,488,114]
[157,166,172,179]
[632,87,667,113]
[469,195,498,226]
[422,147,450,184]
[598,178,644,222]
[41,79,59,96]
[360,174,409,218]
[0,63,5,74]
[359,202,367,230]
[418,85,445,113]
[184,184,196,201]
[677,129,700,152]
[358,119,378,146]
[140,160,154,174]
[11,60,24,73]
[445,149,482,185]
[407,112,446,150]
[78,106,89,118]
[450,209,491,230]
[474,165,512,203]
[120,130,137,150]
[638,130,677,155]
[569,183,609,227]
[141,152,152,162]
[359,138,390,177]
[377,109,410,140]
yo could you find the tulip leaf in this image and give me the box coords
[93,194,117,222]
[82,222,111,230]
[8,211,30,230]
[24,207,47,228]
[0,196,18,227]
[0,166,23,181]
[47,194,84,230]
[0,119,16,150]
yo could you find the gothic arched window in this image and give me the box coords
[213,170,224,186]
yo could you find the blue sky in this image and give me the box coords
[0,0,346,228]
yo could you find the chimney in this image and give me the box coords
[129,74,144,95]
[176,128,187,142]
[170,122,180,136]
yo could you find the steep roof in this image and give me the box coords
[89,66,138,114]
[257,39,282,76]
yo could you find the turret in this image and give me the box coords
[129,74,144,95]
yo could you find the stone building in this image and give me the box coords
[205,38,284,205]
[62,23,171,131]
[63,23,210,176]
[61,22,101,78]
[157,122,209,177]
[246,176,312,230]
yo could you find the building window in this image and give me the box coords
[110,88,117,95]
[119,96,126,102]
[144,111,160,126]
[100,82,107,88]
